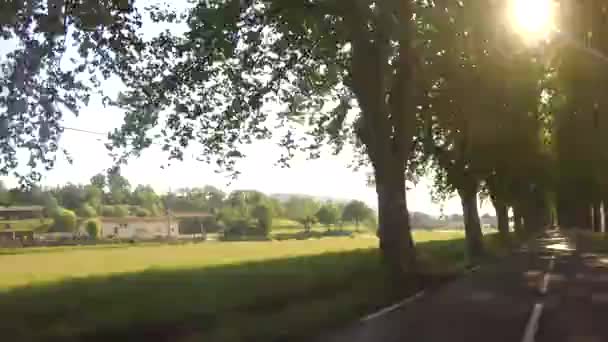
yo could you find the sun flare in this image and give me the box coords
[510,0,555,41]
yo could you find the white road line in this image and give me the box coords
[540,258,555,295]
[361,291,425,322]
[468,265,481,273]
[540,273,551,295]
[521,303,544,342]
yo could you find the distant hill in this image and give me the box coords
[270,193,497,229]
[410,211,496,229]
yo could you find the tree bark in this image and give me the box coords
[346,1,417,284]
[487,177,509,241]
[513,204,524,233]
[574,202,592,230]
[375,161,417,282]
[593,201,602,232]
[523,206,536,233]
[492,199,510,241]
[458,185,484,261]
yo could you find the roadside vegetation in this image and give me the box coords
[2,0,598,341]
[0,179,382,239]
[0,231,523,342]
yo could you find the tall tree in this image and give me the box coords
[106,169,131,204]
[90,173,107,191]
[202,185,226,213]
[83,185,103,212]
[342,200,374,232]
[0,180,10,206]
[316,203,340,230]
[132,185,162,215]
[55,183,85,210]
[109,0,425,279]
[421,0,548,255]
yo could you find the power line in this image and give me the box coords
[64,127,108,136]
[63,126,168,148]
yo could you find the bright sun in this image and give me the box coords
[510,0,555,40]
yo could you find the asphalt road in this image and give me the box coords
[318,229,608,342]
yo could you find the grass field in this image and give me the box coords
[0,230,509,342]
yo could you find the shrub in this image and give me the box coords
[101,205,129,218]
[201,216,222,233]
[85,220,100,239]
[149,204,163,216]
[51,209,77,232]
[114,205,129,217]
[296,216,317,233]
[101,206,115,217]
[77,203,97,218]
[224,219,254,237]
[134,207,151,217]
[252,205,272,236]
[43,193,61,217]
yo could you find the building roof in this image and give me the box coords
[0,229,34,233]
[0,206,44,212]
[171,211,212,218]
[99,216,173,223]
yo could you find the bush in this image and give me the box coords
[114,205,129,217]
[51,209,77,232]
[101,205,129,218]
[223,219,255,237]
[134,207,151,217]
[201,216,222,233]
[252,205,272,236]
[149,204,163,216]
[77,203,97,218]
[43,193,61,217]
[85,220,100,239]
[101,206,114,217]
[178,216,222,235]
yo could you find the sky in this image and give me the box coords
[2,95,484,216]
[0,1,496,217]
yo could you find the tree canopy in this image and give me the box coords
[342,200,374,230]
[5,0,608,280]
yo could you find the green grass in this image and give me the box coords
[0,230,506,342]
[271,218,301,229]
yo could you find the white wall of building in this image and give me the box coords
[92,218,179,240]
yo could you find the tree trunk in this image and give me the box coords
[346,0,417,285]
[513,204,524,233]
[573,202,592,230]
[375,162,417,282]
[458,185,484,261]
[522,188,547,233]
[492,199,510,241]
[593,201,602,232]
[487,177,509,241]
[523,207,535,233]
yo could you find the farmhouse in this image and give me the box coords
[0,229,34,241]
[97,217,179,240]
[0,206,44,220]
